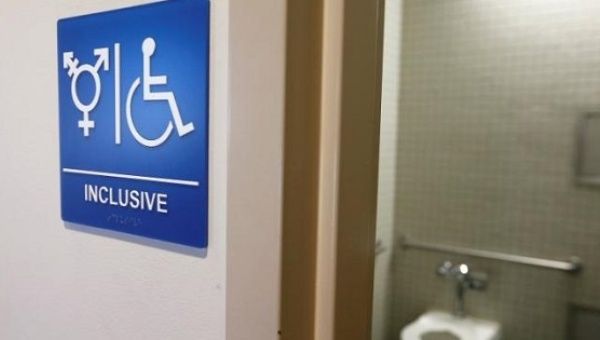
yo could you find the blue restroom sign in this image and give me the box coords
[57,0,209,248]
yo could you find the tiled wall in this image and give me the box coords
[390,0,600,339]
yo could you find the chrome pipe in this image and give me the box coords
[399,235,582,273]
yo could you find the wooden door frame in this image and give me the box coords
[279,0,323,339]
[316,0,386,339]
[277,0,385,338]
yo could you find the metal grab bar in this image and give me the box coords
[399,235,582,273]
[375,239,387,256]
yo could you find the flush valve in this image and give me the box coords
[436,261,488,317]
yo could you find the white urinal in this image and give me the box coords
[400,311,501,340]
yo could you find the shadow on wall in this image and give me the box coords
[65,222,207,258]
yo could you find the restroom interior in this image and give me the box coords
[372,0,600,339]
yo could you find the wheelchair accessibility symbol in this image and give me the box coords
[62,37,195,147]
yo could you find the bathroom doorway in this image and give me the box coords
[372,0,600,339]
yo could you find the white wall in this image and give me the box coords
[0,0,284,339]
[372,0,402,339]
[226,0,285,339]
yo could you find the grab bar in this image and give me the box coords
[399,235,582,273]
[375,239,386,256]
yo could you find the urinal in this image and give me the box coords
[400,311,501,340]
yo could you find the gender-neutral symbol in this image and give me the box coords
[63,48,109,137]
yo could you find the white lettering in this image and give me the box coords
[143,191,156,211]
[130,190,140,209]
[99,187,109,204]
[157,193,168,214]
[88,184,98,202]
[109,187,118,206]
[83,184,168,213]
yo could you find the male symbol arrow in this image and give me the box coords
[94,48,110,72]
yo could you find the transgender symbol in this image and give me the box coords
[63,48,110,137]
